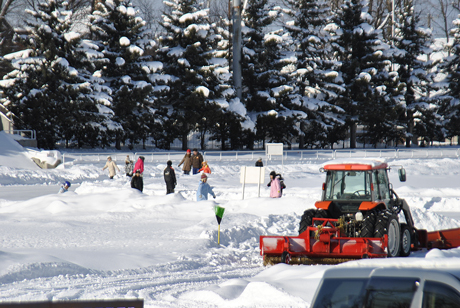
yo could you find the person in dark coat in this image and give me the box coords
[131,170,143,192]
[164,160,177,194]
[191,148,204,175]
[255,158,264,167]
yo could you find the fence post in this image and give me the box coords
[62,154,65,169]
[236,151,238,160]
[220,152,222,161]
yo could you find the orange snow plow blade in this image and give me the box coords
[260,223,460,266]
[426,228,460,250]
[260,218,389,266]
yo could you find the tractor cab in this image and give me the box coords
[316,159,406,217]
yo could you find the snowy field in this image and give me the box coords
[2,148,460,306]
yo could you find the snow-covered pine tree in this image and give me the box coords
[205,21,250,150]
[393,0,437,147]
[89,0,154,149]
[157,0,228,150]
[282,0,346,149]
[240,0,301,148]
[0,0,102,149]
[436,14,460,145]
[325,0,397,148]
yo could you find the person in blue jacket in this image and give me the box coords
[196,173,216,201]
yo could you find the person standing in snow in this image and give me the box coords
[178,149,192,175]
[102,156,120,179]
[196,174,216,201]
[131,170,143,192]
[191,148,204,175]
[125,155,134,177]
[198,161,211,174]
[133,156,145,174]
[255,158,264,167]
[58,181,71,193]
[267,171,282,198]
[131,156,145,192]
[164,160,177,194]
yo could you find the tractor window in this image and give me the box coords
[363,277,418,308]
[375,169,390,200]
[422,280,460,308]
[325,171,371,201]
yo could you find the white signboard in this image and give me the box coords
[266,143,284,156]
[240,166,265,199]
[240,166,265,184]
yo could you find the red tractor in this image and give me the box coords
[260,158,460,265]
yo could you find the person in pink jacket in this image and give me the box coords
[268,171,282,198]
[133,156,145,174]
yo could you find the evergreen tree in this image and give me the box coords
[393,0,437,147]
[89,0,154,149]
[283,0,345,149]
[326,0,397,148]
[241,0,301,147]
[0,0,102,149]
[158,0,228,150]
[437,14,460,145]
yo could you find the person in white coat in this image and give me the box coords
[102,156,120,179]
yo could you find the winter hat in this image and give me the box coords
[193,148,198,152]
[187,149,191,154]
[107,156,112,160]
[201,173,207,180]
[270,171,277,177]
[202,161,207,165]
[139,156,145,161]
[167,160,172,166]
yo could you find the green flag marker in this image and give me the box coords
[214,206,225,245]
[215,206,225,225]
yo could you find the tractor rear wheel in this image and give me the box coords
[374,210,400,257]
[360,211,376,237]
[400,223,412,257]
[299,209,316,234]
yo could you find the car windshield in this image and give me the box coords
[325,170,371,201]
[312,277,419,308]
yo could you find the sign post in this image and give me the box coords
[240,166,265,199]
[215,205,225,245]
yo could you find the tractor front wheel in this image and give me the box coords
[374,211,400,257]
[360,211,376,237]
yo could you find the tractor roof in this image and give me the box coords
[323,158,388,171]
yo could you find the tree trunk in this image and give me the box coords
[181,133,188,151]
[115,131,121,150]
[350,123,356,148]
[406,110,414,147]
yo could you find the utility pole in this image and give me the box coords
[232,0,242,100]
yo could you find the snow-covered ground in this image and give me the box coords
[2,146,460,306]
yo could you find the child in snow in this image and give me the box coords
[198,161,211,174]
[196,174,216,201]
[102,156,120,179]
[125,155,134,177]
[267,171,282,198]
[164,160,177,194]
[131,170,143,192]
[58,181,71,193]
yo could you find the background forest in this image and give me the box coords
[0,0,460,150]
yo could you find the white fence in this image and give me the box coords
[61,147,460,166]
